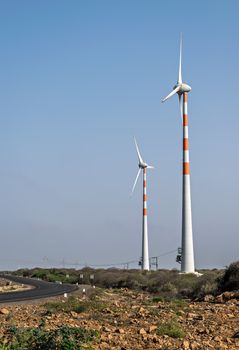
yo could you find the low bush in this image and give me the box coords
[45,296,87,314]
[191,271,221,299]
[151,295,165,303]
[0,325,99,350]
[45,296,105,315]
[15,263,239,299]
[157,319,185,338]
[218,261,239,292]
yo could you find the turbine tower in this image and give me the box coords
[131,138,154,271]
[162,35,195,273]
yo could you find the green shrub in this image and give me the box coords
[170,298,187,308]
[191,271,221,299]
[45,296,87,314]
[0,325,99,350]
[93,269,148,290]
[219,261,239,292]
[146,270,178,293]
[152,295,165,303]
[157,319,185,339]
[45,296,105,315]
[13,265,235,299]
[161,282,177,294]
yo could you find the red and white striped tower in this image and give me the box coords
[131,138,153,271]
[181,92,195,272]
[162,35,195,273]
[142,168,149,270]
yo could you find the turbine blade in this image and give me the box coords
[162,86,180,102]
[179,94,183,124]
[134,137,143,164]
[131,168,141,195]
[147,165,154,169]
[178,33,182,84]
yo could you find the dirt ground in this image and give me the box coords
[0,287,238,349]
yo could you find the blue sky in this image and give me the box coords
[0,0,238,270]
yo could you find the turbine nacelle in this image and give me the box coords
[173,83,191,94]
[138,161,149,169]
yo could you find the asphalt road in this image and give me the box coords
[0,275,79,303]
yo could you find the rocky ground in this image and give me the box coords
[0,287,238,349]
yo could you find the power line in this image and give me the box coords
[0,249,178,270]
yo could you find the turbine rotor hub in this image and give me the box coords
[174,83,191,94]
[139,162,147,169]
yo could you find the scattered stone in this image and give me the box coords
[191,341,201,349]
[138,328,147,335]
[102,326,112,332]
[215,294,224,303]
[138,307,145,314]
[214,335,222,342]
[223,291,239,300]
[103,308,113,314]
[115,328,124,334]
[216,292,239,303]
[204,294,215,302]
[182,340,190,349]
[148,325,157,333]
[0,308,10,315]
[232,330,239,338]
[0,286,238,350]
[130,318,138,324]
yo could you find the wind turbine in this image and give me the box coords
[162,35,195,273]
[131,138,154,271]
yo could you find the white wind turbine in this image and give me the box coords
[162,35,195,273]
[131,138,154,271]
